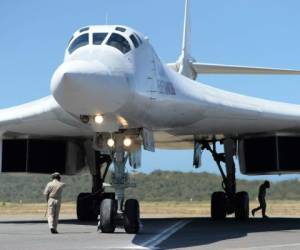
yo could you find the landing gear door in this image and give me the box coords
[129,148,141,169]
[142,128,155,152]
[193,141,202,168]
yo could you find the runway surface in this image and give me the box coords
[0,217,300,250]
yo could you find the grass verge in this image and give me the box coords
[0,200,299,218]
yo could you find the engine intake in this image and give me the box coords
[239,134,300,175]
[0,139,85,175]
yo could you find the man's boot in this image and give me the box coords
[50,228,58,234]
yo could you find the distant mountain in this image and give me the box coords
[0,170,299,203]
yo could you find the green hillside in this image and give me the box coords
[0,170,299,203]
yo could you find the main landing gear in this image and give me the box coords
[203,138,249,220]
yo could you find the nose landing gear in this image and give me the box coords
[96,134,141,234]
[77,152,115,221]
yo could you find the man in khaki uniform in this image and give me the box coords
[43,172,66,234]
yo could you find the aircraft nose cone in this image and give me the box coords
[51,60,130,115]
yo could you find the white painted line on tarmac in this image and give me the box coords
[140,219,191,249]
[123,246,148,249]
[227,242,300,250]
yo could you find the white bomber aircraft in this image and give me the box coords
[1,0,300,233]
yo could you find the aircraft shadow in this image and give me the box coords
[1,217,300,249]
[132,217,300,249]
[0,219,97,226]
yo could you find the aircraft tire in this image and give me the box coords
[211,191,227,220]
[99,198,116,233]
[235,191,249,220]
[77,193,99,221]
[124,199,140,234]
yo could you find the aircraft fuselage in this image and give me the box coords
[51,25,300,146]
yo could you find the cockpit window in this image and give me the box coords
[134,33,143,44]
[68,33,89,54]
[129,34,139,48]
[93,33,108,45]
[68,35,74,45]
[106,33,131,54]
[79,27,89,33]
[115,27,126,32]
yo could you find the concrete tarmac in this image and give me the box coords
[0,217,300,250]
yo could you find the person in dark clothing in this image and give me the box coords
[251,180,270,218]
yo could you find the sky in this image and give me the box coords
[0,0,300,181]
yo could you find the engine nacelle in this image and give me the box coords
[0,139,85,175]
[239,134,300,175]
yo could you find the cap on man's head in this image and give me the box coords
[51,172,61,180]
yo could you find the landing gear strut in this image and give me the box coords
[97,134,140,234]
[77,153,114,221]
[203,138,249,220]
